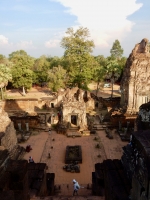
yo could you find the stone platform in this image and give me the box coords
[67,131,82,137]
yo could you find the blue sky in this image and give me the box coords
[0,0,149,58]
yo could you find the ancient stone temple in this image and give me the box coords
[62,87,94,130]
[120,38,150,114]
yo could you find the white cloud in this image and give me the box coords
[45,39,60,48]
[16,40,35,49]
[54,0,143,47]
[0,35,9,44]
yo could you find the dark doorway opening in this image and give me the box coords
[95,102,98,108]
[71,115,77,125]
[47,116,51,123]
[51,103,54,108]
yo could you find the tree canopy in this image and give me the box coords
[10,50,34,95]
[110,39,124,59]
[32,55,50,86]
[0,64,12,99]
[48,65,66,92]
[0,29,128,95]
[61,27,96,89]
[105,58,122,97]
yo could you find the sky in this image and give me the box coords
[0,0,150,58]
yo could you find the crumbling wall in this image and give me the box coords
[3,99,45,112]
[0,101,17,151]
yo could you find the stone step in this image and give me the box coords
[33,196,105,200]
[67,132,82,137]
[53,183,92,196]
[82,130,90,136]
[30,183,105,199]
[92,125,107,130]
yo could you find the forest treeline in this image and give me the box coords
[0,27,127,99]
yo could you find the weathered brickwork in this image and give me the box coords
[0,101,17,151]
[120,38,150,114]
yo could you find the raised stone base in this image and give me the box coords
[67,132,82,137]
[65,145,82,164]
[82,130,90,136]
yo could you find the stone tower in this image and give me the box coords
[120,38,150,114]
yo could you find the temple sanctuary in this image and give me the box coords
[120,38,150,114]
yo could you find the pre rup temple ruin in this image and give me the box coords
[1,38,150,200]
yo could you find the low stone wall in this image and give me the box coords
[2,99,45,113]
[110,115,136,127]
[10,116,40,130]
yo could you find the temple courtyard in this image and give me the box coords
[20,127,128,196]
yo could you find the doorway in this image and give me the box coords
[71,115,77,126]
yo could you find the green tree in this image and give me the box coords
[105,58,121,98]
[9,50,28,59]
[47,56,62,69]
[61,27,96,89]
[0,64,12,99]
[93,65,106,97]
[117,57,127,70]
[10,50,34,95]
[110,39,124,59]
[93,55,108,96]
[32,55,50,86]
[0,54,12,66]
[48,65,66,92]
[0,54,6,63]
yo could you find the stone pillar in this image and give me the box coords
[18,123,21,131]
[25,123,29,131]
[119,121,122,131]
[127,121,130,130]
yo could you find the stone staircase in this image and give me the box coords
[91,115,110,131]
[53,183,92,196]
[67,127,82,137]
[92,124,107,130]
[30,183,105,200]
[33,196,104,200]
[32,196,105,200]
[92,115,107,131]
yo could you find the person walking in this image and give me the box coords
[73,179,80,196]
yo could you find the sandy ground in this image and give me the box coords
[6,83,120,99]
[20,129,127,196]
[20,130,127,182]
